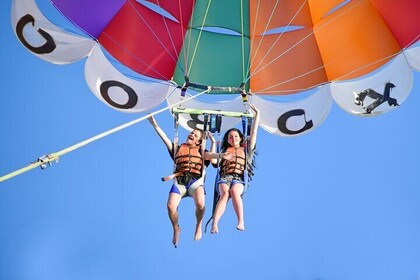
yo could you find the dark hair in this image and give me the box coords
[221,128,257,182]
[221,128,244,152]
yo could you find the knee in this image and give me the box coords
[219,190,230,200]
[167,202,177,214]
[230,188,242,198]
[196,202,205,211]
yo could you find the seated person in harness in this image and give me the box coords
[148,115,232,247]
[211,103,260,234]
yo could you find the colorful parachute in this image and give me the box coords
[11,0,420,136]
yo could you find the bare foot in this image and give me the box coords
[236,224,245,231]
[172,225,181,248]
[210,224,219,234]
[194,224,202,241]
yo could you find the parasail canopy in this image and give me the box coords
[11,0,420,136]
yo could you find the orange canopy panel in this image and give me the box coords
[250,27,327,94]
[308,0,345,25]
[249,0,313,36]
[313,0,401,81]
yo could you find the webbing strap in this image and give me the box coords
[172,113,179,171]
[172,107,253,119]
[200,114,209,176]
[204,133,222,233]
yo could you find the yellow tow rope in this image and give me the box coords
[0,89,210,183]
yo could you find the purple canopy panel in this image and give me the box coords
[51,0,126,38]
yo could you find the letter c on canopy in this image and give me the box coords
[277,109,314,135]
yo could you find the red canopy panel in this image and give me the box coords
[98,0,193,80]
[370,0,420,48]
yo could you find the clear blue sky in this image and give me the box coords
[1,1,420,280]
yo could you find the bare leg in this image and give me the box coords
[167,193,181,247]
[193,186,205,241]
[230,183,245,231]
[211,183,230,234]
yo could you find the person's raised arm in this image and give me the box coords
[148,115,172,153]
[206,132,219,165]
[248,103,260,151]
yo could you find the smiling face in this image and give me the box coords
[227,130,242,148]
[186,129,203,146]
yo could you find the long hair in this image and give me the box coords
[221,128,244,152]
[221,128,257,181]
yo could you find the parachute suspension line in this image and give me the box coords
[246,0,364,84]
[155,0,180,66]
[101,33,168,81]
[244,0,261,85]
[128,0,177,64]
[333,52,401,81]
[187,0,213,76]
[245,0,281,79]
[179,0,190,72]
[240,0,246,82]
[0,89,210,183]
[259,51,403,94]
[126,0,184,73]
[313,0,364,33]
[204,114,223,233]
[185,0,197,73]
[249,0,308,76]
[257,63,328,94]
[404,34,420,49]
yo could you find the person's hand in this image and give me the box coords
[249,103,259,113]
[222,152,235,161]
[207,132,215,143]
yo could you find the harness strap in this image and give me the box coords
[162,171,184,182]
[173,112,179,169]
[201,114,209,175]
[242,116,253,194]
[216,114,222,133]
[204,131,222,233]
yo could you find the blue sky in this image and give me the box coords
[1,1,420,280]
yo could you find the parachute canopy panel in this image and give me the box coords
[173,29,250,92]
[249,28,327,95]
[12,0,420,137]
[369,0,420,48]
[51,0,126,38]
[250,0,313,35]
[313,0,402,81]
[191,0,249,35]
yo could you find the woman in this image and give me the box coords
[211,103,260,233]
[148,115,232,247]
